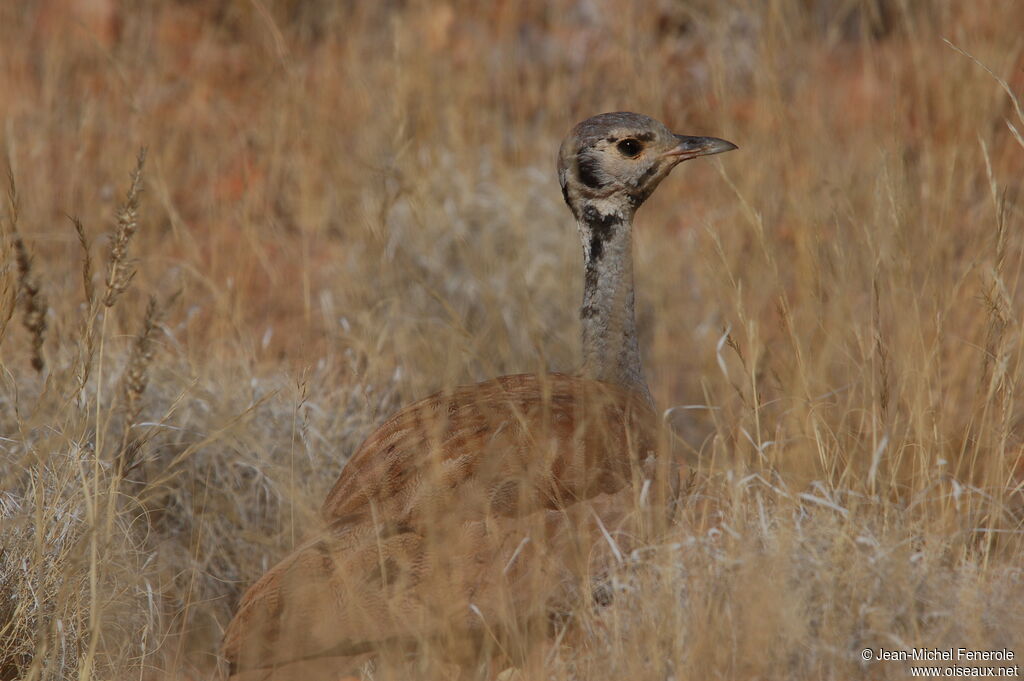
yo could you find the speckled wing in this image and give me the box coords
[223,373,672,677]
[321,373,659,526]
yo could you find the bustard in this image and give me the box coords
[223,112,736,679]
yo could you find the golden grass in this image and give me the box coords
[1,0,1023,679]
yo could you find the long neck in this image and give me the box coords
[577,203,652,406]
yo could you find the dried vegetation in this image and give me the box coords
[1,0,1023,679]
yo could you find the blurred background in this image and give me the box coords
[1,1,1023,679]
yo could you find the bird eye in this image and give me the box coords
[616,139,643,157]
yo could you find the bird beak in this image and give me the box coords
[663,135,738,161]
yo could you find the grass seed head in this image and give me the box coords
[103,148,147,308]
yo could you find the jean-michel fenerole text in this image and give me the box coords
[873,648,1015,662]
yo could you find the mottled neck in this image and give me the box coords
[577,203,652,406]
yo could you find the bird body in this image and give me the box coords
[223,112,736,679]
[320,373,657,525]
[223,374,661,675]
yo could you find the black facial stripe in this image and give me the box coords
[626,165,658,192]
[620,164,661,208]
[576,154,604,189]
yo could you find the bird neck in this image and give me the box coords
[576,202,652,406]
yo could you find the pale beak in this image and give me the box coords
[663,135,738,161]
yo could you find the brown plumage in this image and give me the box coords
[222,113,736,679]
[223,374,663,676]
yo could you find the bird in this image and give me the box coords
[222,112,736,680]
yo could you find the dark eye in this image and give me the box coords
[616,139,643,157]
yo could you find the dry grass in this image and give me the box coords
[1,0,1023,679]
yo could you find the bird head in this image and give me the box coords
[557,112,737,219]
